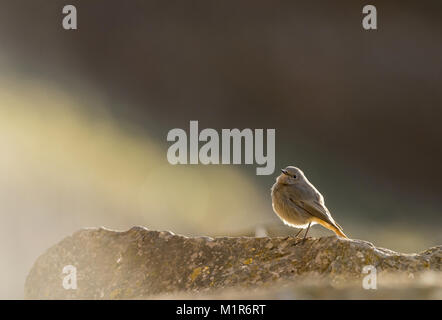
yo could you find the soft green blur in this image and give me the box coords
[0,75,271,299]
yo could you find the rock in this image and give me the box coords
[25,226,442,299]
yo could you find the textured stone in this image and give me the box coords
[24,226,442,299]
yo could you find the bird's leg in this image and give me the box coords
[302,222,311,244]
[294,228,303,238]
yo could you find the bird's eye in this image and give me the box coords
[293,175,297,179]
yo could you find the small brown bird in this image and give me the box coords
[271,166,348,240]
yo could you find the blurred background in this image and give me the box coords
[0,0,441,299]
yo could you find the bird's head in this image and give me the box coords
[277,166,305,185]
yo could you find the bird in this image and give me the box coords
[271,166,348,241]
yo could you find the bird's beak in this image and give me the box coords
[281,169,288,175]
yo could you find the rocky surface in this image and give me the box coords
[25,226,442,299]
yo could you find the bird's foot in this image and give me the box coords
[292,236,310,245]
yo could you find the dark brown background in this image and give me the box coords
[2,1,442,203]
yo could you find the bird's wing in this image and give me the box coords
[289,198,341,230]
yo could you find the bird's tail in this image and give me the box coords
[315,218,348,239]
[331,225,348,239]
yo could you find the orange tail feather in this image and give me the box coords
[314,218,348,239]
